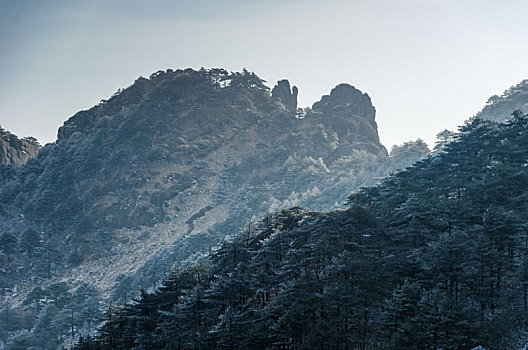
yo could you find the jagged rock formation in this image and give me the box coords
[311,83,383,157]
[312,83,376,121]
[271,79,298,113]
[0,126,40,165]
[475,79,528,122]
[0,68,392,349]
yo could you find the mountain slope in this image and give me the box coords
[79,113,528,350]
[0,68,399,349]
[476,79,528,122]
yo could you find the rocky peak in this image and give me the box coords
[306,84,384,156]
[312,83,376,122]
[272,79,298,113]
[0,126,40,165]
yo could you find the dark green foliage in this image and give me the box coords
[0,68,395,296]
[1,68,433,349]
[76,113,528,349]
[76,208,387,349]
[434,129,456,152]
[0,232,17,254]
[19,228,41,257]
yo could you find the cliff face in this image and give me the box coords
[271,79,298,113]
[0,127,40,166]
[311,83,384,157]
[0,68,391,348]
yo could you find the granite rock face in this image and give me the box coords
[312,83,376,122]
[0,127,40,165]
[310,83,385,157]
[272,79,298,113]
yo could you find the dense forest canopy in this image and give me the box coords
[4,69,528,350]
[0,68,433,349]
[74,112,528,350]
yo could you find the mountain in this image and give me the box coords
[77,113,528,350]
[0,126,40,166]
[0,68,410,349]
[476,79,528,122]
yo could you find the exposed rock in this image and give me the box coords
[0,127,40,165]
[312,83,376,121]
[310,83,384,155]
[272,79,298,113]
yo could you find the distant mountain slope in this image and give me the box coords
[79,113,528,350]
[475,79,528,122]
[0,126,40,166]
[0,68,402,349]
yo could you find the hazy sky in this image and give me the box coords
[1,0,528,149]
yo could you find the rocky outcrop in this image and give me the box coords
[272,79,298,113]
[0,127,40,165]
[312,83,376,122]
[309,83,385,157]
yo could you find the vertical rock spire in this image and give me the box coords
[272,80,298,113]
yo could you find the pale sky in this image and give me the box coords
[1,0,528,149]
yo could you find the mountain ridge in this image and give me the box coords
[0,68,403,349]
[75,112,528,350]
[3,69,528,349]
